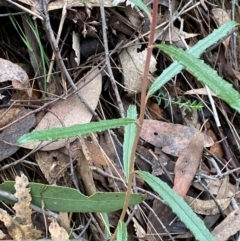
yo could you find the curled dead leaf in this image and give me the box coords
[120,46,156,96]
[0,58,31,96]
[185,196,231,215]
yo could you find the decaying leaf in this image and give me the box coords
[0,107,21,128]
[17,0,112,11]
[155,26,198,42]
[207,129,224,158]
[113,0,135,8]
[211,8,231,55]
[173,133,204,197]
[20,67,102,151]
[132,216,146,241]
[212,208,240,241]
[185,196,231,215]
[0,173,41,241]
[184,87,216,96]
[0,58,31,96]
[193,178,235,198]
[49,218,69,241]
[0,230,5,239]
[120,45,156,96]
[35,150,70,184]
[0,108,36,162]
[140,120,213,156]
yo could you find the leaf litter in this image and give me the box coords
[1,1,240,241]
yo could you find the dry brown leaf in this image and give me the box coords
[185,196,231,215]
[182,108,200,129]
[173,133,204,197]
[120,45,156,96]
[132,216,146,241]
[155,26,198,42]
[49,218,69,241]
[59,212,71,234]
[17,0,113,11]
[193,179,235,198]
[147,200,176,241]
[211,8,231,55]
[212,208,240,241]
[218,46,240,81]
[0,58,31,96]
[13,174,32,224]
[184,87,216,96]
[148,101,164,120]
[0,230,5,239]
[0,173,41,240]
[207,129,224,158]
[21,67,102,151]
[123,5,142,28]
[140,120,213,156]
[0,107,21,128]
[35,150,70,184]
[85,136,109,166]
[77,138,97,196]
[0,108,36,162]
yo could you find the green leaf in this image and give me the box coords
[0,182,146,213]
[18,118,136,145]
[123,105,137,179]
[148,21,238,96]
[117,221,128,241]
[157,44,240,113]
[101,213,111,238]
[136,171,215,241]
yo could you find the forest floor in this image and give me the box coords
[0,0,240,241]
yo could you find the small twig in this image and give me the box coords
[89,213,106,240]
[77,216,92,239]
[66,140,79,191]
[41,0,99,120]
[143,201,175,241]
[46,0,68,83]
[110,1,158,240]
[0,11,25,17]
[99,0,125,118]
[5,0,43,20]
[0,98,60,132]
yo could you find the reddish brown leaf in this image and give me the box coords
[173,133,204,197]
[140,120,213,156]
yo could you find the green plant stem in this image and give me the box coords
[110,1,158,240]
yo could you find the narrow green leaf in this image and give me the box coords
[117,221,128,241]
[18,118,136,145]
[101,213,111,238]
[148,21,238,96]
[123,105,137,179]
[136,171,215,241]
[0,182,146,213]
[157,44,240,113]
